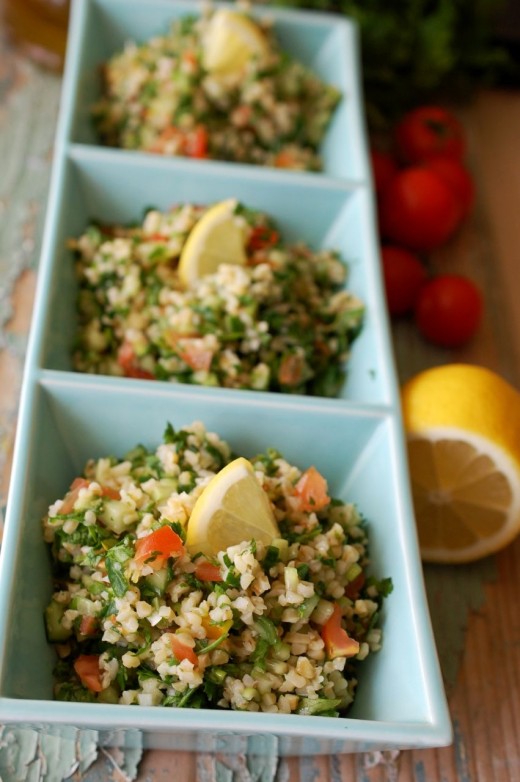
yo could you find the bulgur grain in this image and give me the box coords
[92,7,340,171]
[44,421,391,715]
[71,202,364,397]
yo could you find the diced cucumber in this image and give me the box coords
[271,538,289,562]
[100,499,138,534]
[146,478,178,504]
[284,566,299,592]
[298,593,320,621]
[82,574,107,596]
[45,600,72,642]
[143,567,169,596]
[74,596,97,616]
[97,684,120,704]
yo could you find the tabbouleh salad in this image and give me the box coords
[92,6,341,171]
[43,421,392,714]
[71,202,364,396]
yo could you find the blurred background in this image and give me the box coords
[2,0,519,129]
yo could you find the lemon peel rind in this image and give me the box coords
[401,364,520,464]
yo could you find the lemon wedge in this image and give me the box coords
[202,9,268,77]
[186,457,280,557]
[177,199,247,288]
[401,364,520,563]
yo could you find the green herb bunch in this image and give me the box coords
[263,0,514,129]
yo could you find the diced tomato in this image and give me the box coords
[149,125,183,154]
[79,615,99,637]
[294,466,330,513]
[248,225,280,252]
[124,366,155,380]
[117,342,154,380]
[151,124,208,158]
[183,346,213,372]
[74,654,104,692]
[147,233,169,242]
[184,125,209,159]
[194,560,223,582]
[321,604,360,659]
[159,126,180,141]
[172,337,213,372]
[118,341,138,372]
[181,50,198,69]
[134,526,185,570]
[201,615,232,640]
[344,572,366,600]
[314,338,331,357]
[278,354,305,387]
[231,104,252,128]
[101,485,121,501]
[60,478,120,514]
[70,477,89,491]
[60,478,90,514]
[170,635,198,666]
[274,149,297,169]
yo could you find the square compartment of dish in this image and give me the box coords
[61,0,368,181]
[34,147,394,405]
[0,376,451,754]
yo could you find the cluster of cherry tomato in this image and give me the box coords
[371,105,483,348]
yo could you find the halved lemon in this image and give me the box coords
[177,199,247,288]
[186,457,280,557]
[202,9,268,77]
[401,364,520,563]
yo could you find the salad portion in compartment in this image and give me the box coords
[43,421,391,714]
[71,199,364,396]
[91,4,341,171]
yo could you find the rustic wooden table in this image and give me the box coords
[1,33,520,782]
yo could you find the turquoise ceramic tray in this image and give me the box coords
[0,0,452,756]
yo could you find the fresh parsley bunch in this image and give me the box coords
[265,0,514,129]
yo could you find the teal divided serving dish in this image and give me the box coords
[62,0,367,181]
[0,0,452,757]
[36,149,392,404]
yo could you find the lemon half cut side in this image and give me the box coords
[407,428,520,563]
[401,364,520,563]
[186,457,280,557]
[178,199,247,288]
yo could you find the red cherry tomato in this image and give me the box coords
[370,149,398,198]
[423,156,475,221]
[414,274,483,348]
[394,105,465,164]
[379,167,461,251]
[381,245,427,317]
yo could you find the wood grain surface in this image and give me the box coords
[1,29,520,781]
